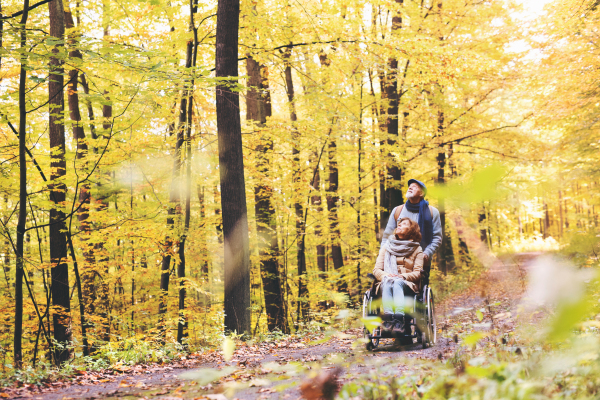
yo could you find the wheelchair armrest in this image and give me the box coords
[367,273,376,280]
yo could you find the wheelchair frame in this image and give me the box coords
[362,273,436,350]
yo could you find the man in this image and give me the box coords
[380,179,442,268]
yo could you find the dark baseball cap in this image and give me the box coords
[407,179,427,195]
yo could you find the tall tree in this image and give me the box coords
[14,0,30,369]
[177,0,200,344]
[48,0,71,365]
[64,5,90,357]
[284,48,308,324]
[216,0,251,334]
[319,52,346,294]
[383,0,404,217]
[246,56,286,332]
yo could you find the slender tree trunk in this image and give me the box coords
[49,0,71,365]
[384,0,405,217]
[558,190,564,237]
[327,136,346,293]
[78,73,101,348]
[159,36,189,342]
[177,1,199,344]
[92,0,112,344]
[356,77,363,302]
[318,53,346,294]
[368,70,380,239]
[310,156,326,283]
[14,0,30,368]
[284,48,305,329]
[436,111,456,274]
[64,8,91,356]
[216,0,251,334]
[197,185,210,309]
[543,201,549,239]
[247,56,286,332]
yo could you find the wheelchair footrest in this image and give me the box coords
[369,333,418,339]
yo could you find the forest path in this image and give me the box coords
[11,252,540,400]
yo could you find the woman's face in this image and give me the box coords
[395,219,411,239]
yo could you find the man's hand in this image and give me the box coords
[423,254,429,263]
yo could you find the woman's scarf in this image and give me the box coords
[404,199,433,251]
[383,238,420,283]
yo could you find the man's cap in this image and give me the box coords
[407,179,427,195]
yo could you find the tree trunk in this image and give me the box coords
[49,0,71,365]
[159,32,190,341]
[197,185,210,309]
[327,137,346,293]
[558,190,564,237]
[356,77,364,302]
[436,111,456,274]
[64,8,91,356]
[216,0,251,334]
[85,0,112,344]
[284,48,306,328]
[383,0,405,217]
[318,52,346,294]
[79,73,102,348]
[247,56,286,332]
[367,71,380,239]
[178,3,199,343]
[377,68,388,239]
[311,157,326,281]
[14,0,30,368]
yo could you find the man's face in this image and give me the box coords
[406,183,423,201]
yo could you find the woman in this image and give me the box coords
[373,217,424,335]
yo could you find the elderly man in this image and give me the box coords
[380,179,442,268]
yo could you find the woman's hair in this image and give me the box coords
[397,217,422,243]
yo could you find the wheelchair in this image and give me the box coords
[362,272,437,350]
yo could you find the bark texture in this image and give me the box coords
[216,0,251,334]
[49,0,71,365]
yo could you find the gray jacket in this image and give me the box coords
[380,204,443,260]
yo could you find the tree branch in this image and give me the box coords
[0,0,53,20]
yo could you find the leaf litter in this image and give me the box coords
[3,254,558,400]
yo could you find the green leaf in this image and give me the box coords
[548,297,592,342]
[465,365,490,377]
[29,75,46,83]
[476,309,484,322]
[361,316,382,333]
[463,332,489,346]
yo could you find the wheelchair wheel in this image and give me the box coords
[364,328,379,350]
[424,287,437,348]
[362,292,380,350]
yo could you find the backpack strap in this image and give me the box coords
[394,204,404,221]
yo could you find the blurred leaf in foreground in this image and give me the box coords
[222,337,235,361]
[360,316,382,334]
[179,366,236,385]
[428,164,508,207]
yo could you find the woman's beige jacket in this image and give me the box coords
[372,243,424,294]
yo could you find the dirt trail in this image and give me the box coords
[9,252,540,400]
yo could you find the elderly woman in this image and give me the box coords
[373,217,424,335]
